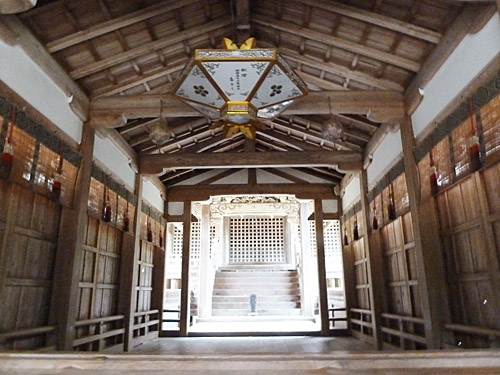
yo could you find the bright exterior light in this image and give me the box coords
[173,38,307,139]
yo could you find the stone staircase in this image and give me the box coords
[212,265,301,316]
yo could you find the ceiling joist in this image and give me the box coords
[140,150,362,174]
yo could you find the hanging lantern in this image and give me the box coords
[147,222,153,242]
[353,216,359,241]
[387,181,396,221]
[149,99,171,146]
[103,185,112,222]
[429,137,439,196]
[343,226,349,246]
[321,97,344,142]
[468,97,482,172]
[50,142,64,201]
[372,203,379,231]
[1,108,16,180]
[123,194,130,232]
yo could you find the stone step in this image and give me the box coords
[213,282,300,290]
[215,273,298,281]
[218,264,294,271]
[212,301,300,310]
[213,288,300,296]
[212,308,302,316]
[212,295,300,303]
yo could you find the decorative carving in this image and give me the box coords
[230,196,280,204]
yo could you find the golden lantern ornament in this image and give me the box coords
[173,37,307,139]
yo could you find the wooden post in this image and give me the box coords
[314,199,330,336]
[299,202,314,317]
[50,124,95,351]
[151,226,166,336]
[198,204,212,318]
[179,201,192,336]
[359,168,384,350]
[400,115,449,349]
[120,174,143,351]
[339,206,355,334]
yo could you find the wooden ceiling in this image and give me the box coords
[10,0,498,187]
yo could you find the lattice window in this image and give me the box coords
[452,118,471,178]
[229,216,285,264]
[190,222,200,260]
[170,224,183,260]
[309,220,342,264]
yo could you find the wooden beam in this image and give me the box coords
[167,183,337,201]
[1,16,89,121]
[406,5,497,114]
[51,124,95,350]
[300,0,442,43]
[0,0,36,14]
[263,168,310,184]
[314,199,330,335]
[179,201,191,336]
[258,129,326,151]
[253,15,421,72]
[70,18,231,80]
[45,0,198,52]
[90,90,405,123]
[400,115,450,349]
[140,150,362,174]
[234,0,250,44]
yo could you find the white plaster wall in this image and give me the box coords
[412,14,500,137]
[342,175,360,211]
[257,169,291,184]
[167,201,184,216]
[322,199,338,214]
[0,40,82,142]
[93,135,136,189]
[142,178,164,214]
[213,169,247,184]
[279,168,333,184]
[367,129,402,186]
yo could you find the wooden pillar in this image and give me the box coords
[151,222,166,335]
[299,202,314,317]
[340,208,355,334]
[198,204,212,318]
[400,115,449,349]
[359,169,384,350]
[120,174,143,351]
[179,201,192,336]
[314,199,330,335]
[50,124,95,351]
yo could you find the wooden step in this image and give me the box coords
[213,282,300,290]
[212,301,300,310]
[213,288,300,296]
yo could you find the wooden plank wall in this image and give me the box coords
[437,166,500,348]
[0,183,60,350]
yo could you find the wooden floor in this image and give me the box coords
[132,336,373,354]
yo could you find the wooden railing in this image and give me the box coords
[131,309,160,347]
[162,308,181,333]
[329,307,348,331]
[444,323,500,348]
[73,315,124,352]
[0,326,57,351]
[349,308,374,344]
[381,312,426,349]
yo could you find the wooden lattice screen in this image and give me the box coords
[229,216,285,264]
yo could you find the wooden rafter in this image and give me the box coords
[140,150,362,174]
[69,18,232,80]
[45,0,199,53]
[253,15,421,72]
[299,0,442,43]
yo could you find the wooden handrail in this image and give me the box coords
[444,323,500,338]
[73,328,125,347]
[74,315,124,327]
[0,326,56,344]
[133,309,159,318]
[350,308,372,315]
[381,312,425,325]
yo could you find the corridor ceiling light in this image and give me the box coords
[173,37,308,139]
